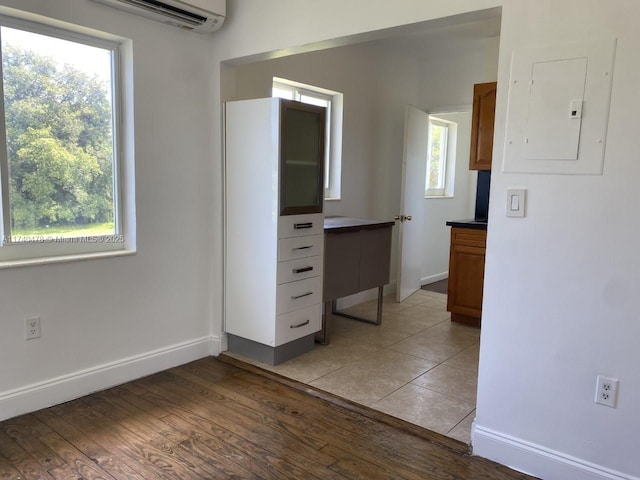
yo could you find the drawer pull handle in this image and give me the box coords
[292,245,313,251]
[290,319,310,329]
[293,266,313,274]
[291,291,313,300]
[294,222,313,230]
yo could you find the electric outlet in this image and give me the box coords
[25,317,41,340]
[595,375,619,408]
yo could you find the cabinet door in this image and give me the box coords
[447,228,486,319]
[469,82,497,170]
[358,226,392,291]
[447,244,486,317]
[323,231,360,301]
[280,100,326,215]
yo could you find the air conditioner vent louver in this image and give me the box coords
[91,0,225,33]
[117,0,207,26]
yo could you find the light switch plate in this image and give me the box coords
[507,188,526,217]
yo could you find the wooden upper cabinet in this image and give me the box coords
[469,82,497,170]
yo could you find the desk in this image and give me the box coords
[317,217,395,344]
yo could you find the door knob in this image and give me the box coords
[394,215,413,222]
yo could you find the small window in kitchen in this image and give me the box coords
[425,117,456,198]
[272,77,343,200]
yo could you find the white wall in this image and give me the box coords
[0,0,219,420]
[214,1,640,479]
[476,1,640,478]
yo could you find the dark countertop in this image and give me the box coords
[324,216,395,233]
[446,219,488,230]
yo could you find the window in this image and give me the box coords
[0,18,130,263]
[272,77,343,200]
[425,117,456,197]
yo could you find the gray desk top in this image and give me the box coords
[324,216,395,233]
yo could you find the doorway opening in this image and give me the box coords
[221,8,501,445]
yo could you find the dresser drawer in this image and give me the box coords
[278,214,324,239]
[276,276,322,315]
[277,256,322,285]
[274,304,322,346]
[278,234,322,261]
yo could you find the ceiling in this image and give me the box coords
[363,14,502,60]
[228,7,502,65]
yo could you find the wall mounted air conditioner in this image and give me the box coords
[92,0,225,33]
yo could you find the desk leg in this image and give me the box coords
[317,287,384,345]
[331,286,384,326]
[315,301,331,345]
[375,285,383,325]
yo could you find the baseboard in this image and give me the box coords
[473,425,639,480]
[0,335,222,422]
[334,275,445,309]
[336,282,397,309]
[421,272,448,285]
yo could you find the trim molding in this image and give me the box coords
[0,335,222,422]
[336,282,397,309]
[421,272,448,285]
[473,425,639,480]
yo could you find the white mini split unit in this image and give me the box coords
[92,0,225,33]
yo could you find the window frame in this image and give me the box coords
[425,116,456,198]
[0,14,132,266]
[272,77,342,200]
[425,118,449,197]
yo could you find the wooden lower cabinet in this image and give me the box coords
[447,227,486,327]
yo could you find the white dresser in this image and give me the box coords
[224,97,325,364]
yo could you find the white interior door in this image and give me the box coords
[396,105,429,302]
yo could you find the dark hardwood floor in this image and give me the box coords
[0,357,536,479]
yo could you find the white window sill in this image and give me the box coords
[425,195,454,199]
[324,196,341,201]
[0,249,136,270]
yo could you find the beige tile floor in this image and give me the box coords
[226,289,480,444]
